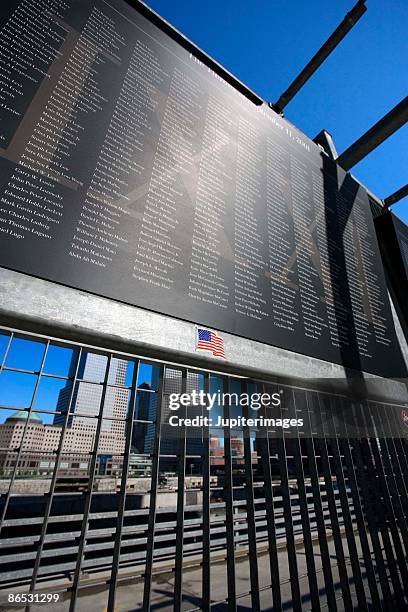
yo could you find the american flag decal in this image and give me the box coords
[196,328,225,358]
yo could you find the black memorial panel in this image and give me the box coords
[376,212,408,333]
[394,214,408,279]
[0,0,405,377]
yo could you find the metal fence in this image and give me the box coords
[0,326,407,611]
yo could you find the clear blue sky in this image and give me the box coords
[145,0,407,222]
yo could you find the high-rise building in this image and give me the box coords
[54,354,130,454]
[131,382,156,454]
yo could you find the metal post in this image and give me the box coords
[68,354,113,612]
[173,368,187,611]
[223,377,237,611]
[303,391,338,610]
[383,183,408,208]
[324,395,367,611]
[258,384,282,611]
[242,382,260,611]
[142,366,165,610]
[272,0,367,113]
[201,373,211,611]
[27,348,83,611]
[290,390,321,610]
[107,358,140,612]
[276,396,302,611]
[335,397,382,609]
[314,394,353,609]
[337,97,408,170]
[0,340,49,532]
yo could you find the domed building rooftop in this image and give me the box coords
[5,410,43,424]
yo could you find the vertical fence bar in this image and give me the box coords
[362,405,407,606]
[0,332,13,374]
[223,377,237,611]
[303,391,337,610]
[241,381,260,611]
[68,354,112,612]
[0,339,49,533]
[401,437,408,471]
[335,397,382,609]
[325,395,367,611]
[358,405,405,606]
[142,365,165,610]
[381,406,408,528]
[387,407,408,479]
[350,401,395,605]
[201,373,211,611]
[107,358,140,612]
[372,404,408,559]
[259,384,282,611]
[173,368,187,612]
[26,346,83,609]
[314,393,353,609]
[276,394,302,612]
[290,390,320,610]
[348,431,394,605]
